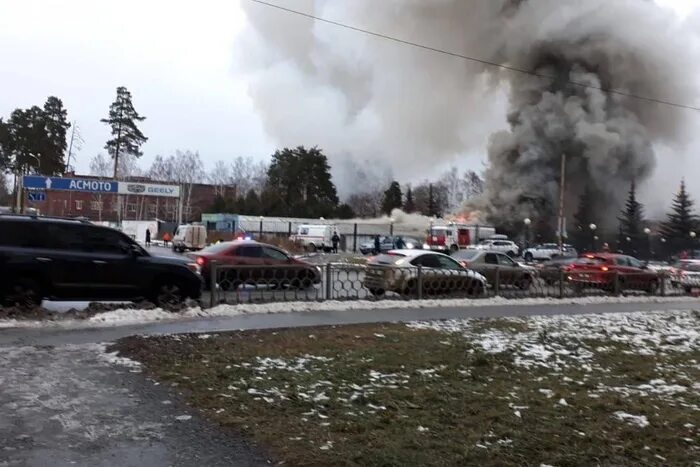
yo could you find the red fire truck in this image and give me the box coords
[425,223,496,253]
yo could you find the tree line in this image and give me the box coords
[569,180,700,258]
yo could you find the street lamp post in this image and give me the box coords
[259,216,264,239]
[589,223,597,251]
[389,217,395,237]
[691,231,697,257]
[643,227,652,259]
[524,218,531,249]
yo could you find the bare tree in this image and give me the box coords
[229,156,268,195]
[88,153,113,221]
[208,160,231,197]
[148,150,205,223]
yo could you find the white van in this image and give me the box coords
[172,223,207,252]
[290,224,335,252]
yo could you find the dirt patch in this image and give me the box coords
[113,311,700,466]
[0,301,161,321]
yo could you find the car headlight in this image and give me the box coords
[186,262,202,275]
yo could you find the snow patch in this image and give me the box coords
[613,411,650,428]
[1,295,698,329]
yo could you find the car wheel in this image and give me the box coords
[524,252,533,262]
[153,279,186,308]
[469,281,485,298]
[518,276,532,290]
[507,250,516,257]
[368,288,385,297]
[308,244,317,253]
[450,244,459,254]
[646,280,659,295]
[684,286,693,294]
[4,278,42,309]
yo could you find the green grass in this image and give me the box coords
[113,316,700,466]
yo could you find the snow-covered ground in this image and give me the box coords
[0,295,698,330]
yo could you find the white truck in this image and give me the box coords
[290,224,335,252]
[172,223,207,252]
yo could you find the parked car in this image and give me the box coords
[565,253,659,293]
[0,214,202,308]
[188,240,321,290]
[452,250,535,289]
[522,243,577,262]
[363,250,486,297]
[359,236,421,255]
[536,256,579,285]
[672,261,700,293]
[172,223,207,252]
[466,239,520,257]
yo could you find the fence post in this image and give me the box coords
[558,268,565,299]
[288,222,292,238]
[613,271,621,296]
[660,272,666,297]
[417,266,423,300]
[353,223,358,253]
[494,267,500,296]
[325,264,333,301]
[209,261,218,308]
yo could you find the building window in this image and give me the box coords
[75,200,83,211]
[91,201,103,211]
[148,204,157,214]
[128,203,137,213]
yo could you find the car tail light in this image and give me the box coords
[196,256,206,266]
[600,266,609,272]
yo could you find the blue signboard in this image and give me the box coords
[27,191,46,202]
[23,176,118,194]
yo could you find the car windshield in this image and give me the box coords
[575,257,607,265]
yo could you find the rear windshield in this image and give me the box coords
[453,250,480,260]
[370,253,406,265]
[575,257,607,265]
[201,242,234,254]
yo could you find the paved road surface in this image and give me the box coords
[0,344,267,467]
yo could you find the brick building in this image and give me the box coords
[25,173,234,223]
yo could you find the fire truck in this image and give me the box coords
[425,223,496,253]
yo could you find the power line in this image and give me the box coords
[249,0,700,112]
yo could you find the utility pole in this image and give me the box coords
[557,153,567,255]
[66,122,76,172]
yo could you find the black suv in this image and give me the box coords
[0,215,203,308]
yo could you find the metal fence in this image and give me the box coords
[206,263,697,307]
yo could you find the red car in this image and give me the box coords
[188,241,321,290]
[565,253,660,293]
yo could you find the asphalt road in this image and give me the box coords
[0,344,268,467]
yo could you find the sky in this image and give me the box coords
[0,0,698,210]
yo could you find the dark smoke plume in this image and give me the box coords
[238,0,698,226]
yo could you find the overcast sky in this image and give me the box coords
[0,0,698,210]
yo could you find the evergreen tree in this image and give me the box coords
[209,194,227,213]
[617,181,646,256]
[101,86,147,179]
[336,203,355,219]
[0,118,10,171]
[381,181,403,215]
[660,179,699,253]
[571,185,596,251]
[266,146,339,218]
[41,96,71,173]
[404,186,416,213]
[244,189,261,216]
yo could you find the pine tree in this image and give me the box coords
[101,87,147,179]
[617,181,646,256]
[660,179,699,253]
[571,185,596,251]
[404,186,416,213]
[381,181,403,215]
[428,183,436,217]
[244,189,261,216]
[41,96,70,174]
